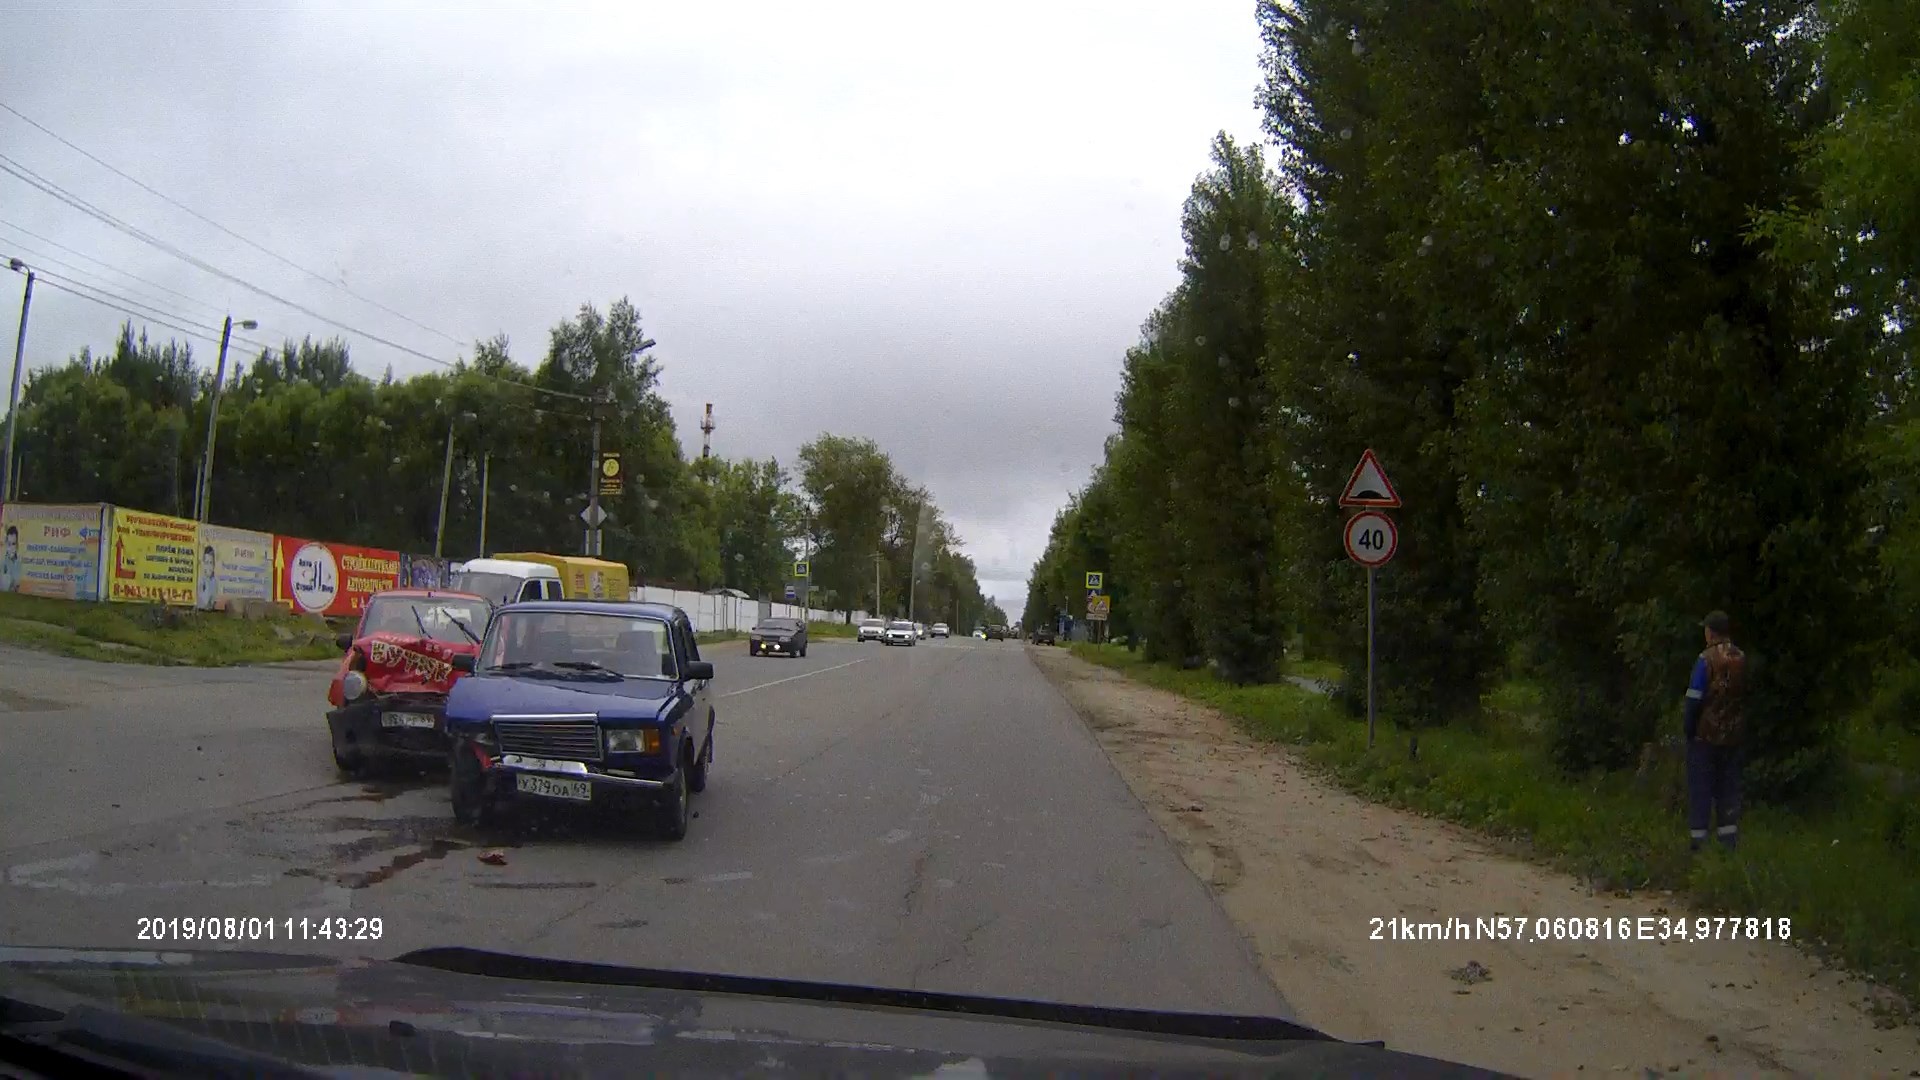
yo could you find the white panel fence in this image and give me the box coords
[627,585,870,634]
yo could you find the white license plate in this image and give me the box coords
[380,712,438,729]
[516,773,593,801]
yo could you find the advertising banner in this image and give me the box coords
[107,507,200,605]
[0,502,108,601]
[274,536,400,617]
[194,524,274,610]
[397,553,451,590]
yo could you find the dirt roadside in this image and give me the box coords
[1027,645,1920,1079]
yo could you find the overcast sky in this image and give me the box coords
[1,1,1269,615]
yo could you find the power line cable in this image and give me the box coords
[0,232,233,324]
[0,159,590,403]
[0,99,469,348]
[6,250,590,422]
[0,217,229,318]
[14,270,272,355]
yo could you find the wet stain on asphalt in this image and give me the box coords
[288,837,466,889]
[470,881,599,890]
[663,876,691,885]
[596,919,650,930]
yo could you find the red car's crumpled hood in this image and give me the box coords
[352,632,479,696]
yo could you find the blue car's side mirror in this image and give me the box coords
[685,661,714,681]
[451,654,477,673]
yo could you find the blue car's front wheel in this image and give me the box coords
[656,760,691,841]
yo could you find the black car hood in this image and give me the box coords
[0,946,1511,1078]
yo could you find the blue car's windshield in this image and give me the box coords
[482,611,676,680]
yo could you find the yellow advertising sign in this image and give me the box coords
[107,508,200,605]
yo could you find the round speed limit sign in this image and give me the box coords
[1343,511,1398,567]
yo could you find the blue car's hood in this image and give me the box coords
[446,673,681,724]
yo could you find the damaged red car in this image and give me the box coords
[326,589,492,777]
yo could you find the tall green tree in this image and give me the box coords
[1259,0,1500,724]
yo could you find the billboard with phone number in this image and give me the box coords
[0,502,108,601]
[273,536,400,616]
[107,508,200,605]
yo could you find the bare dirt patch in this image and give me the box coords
[1028,645,1920,1079]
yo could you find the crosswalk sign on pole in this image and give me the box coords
[1339,448,1402,508]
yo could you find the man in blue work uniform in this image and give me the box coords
[1683,610,1748,852]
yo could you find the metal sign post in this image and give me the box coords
[1340,452,1401,750]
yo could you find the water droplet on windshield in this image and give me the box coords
[1246,232,1260,250]
[1218,234,1231,251]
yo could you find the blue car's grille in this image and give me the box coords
[492,715,603,761]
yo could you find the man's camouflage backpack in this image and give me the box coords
[1697,641,1748,747]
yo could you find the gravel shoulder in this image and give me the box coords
[1027,644,1920,1079]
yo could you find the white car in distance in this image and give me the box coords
[857,618,885,643]
[931,623,950,638]
[884,620,918,646]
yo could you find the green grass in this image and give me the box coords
[1286,656,1344,684]
[806,620,858,639]
[0,591,343,666]
[696,630,745,644]
[1068,642,1920,1015]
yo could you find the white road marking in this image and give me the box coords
[720,657,868,698]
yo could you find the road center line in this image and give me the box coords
[720,657,869,698]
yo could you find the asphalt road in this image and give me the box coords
[0,635,1289,1018]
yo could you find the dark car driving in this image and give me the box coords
[749,617,808,658]
[1030,623,1056,645]
[442,601,716,840]
[985,624,1008,641]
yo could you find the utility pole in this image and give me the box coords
[871,552,883,618]
[194,314,256,523]
[3,262,34,503]
[434,417,457,558]
[477,451,490,557]
[585,391,607,558]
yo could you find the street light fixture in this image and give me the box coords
[194,315,258,523]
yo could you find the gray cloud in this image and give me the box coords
[0,1,1268,617]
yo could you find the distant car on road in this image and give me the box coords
[931,623,950,638]
[985,624,1008,641]
[1030,624,1056,645]
[750,617,807,658]
[443,600,716,841]
[884,619,918,646]
[857,618,886,643]
[916,622,929,640]
[326,589,491,777]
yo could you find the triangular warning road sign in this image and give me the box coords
[1339,448,1402,508]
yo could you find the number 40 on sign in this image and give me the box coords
[1344,511,1397,568]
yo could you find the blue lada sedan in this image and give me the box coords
[444,600,716,840]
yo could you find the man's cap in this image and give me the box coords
[1703,610,1731,635]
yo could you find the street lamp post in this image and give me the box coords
[2,259,34,503]
[434,411,476,558]
[194,315,257,523]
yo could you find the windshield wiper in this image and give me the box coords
[487,661,550,673]
[411,606,432,639]
[551,660,624,679]
[448,616,481,644]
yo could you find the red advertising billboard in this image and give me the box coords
[273,536,400,617]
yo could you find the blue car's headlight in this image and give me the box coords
[606,729,659,753]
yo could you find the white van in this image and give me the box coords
[448,558,565,606]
